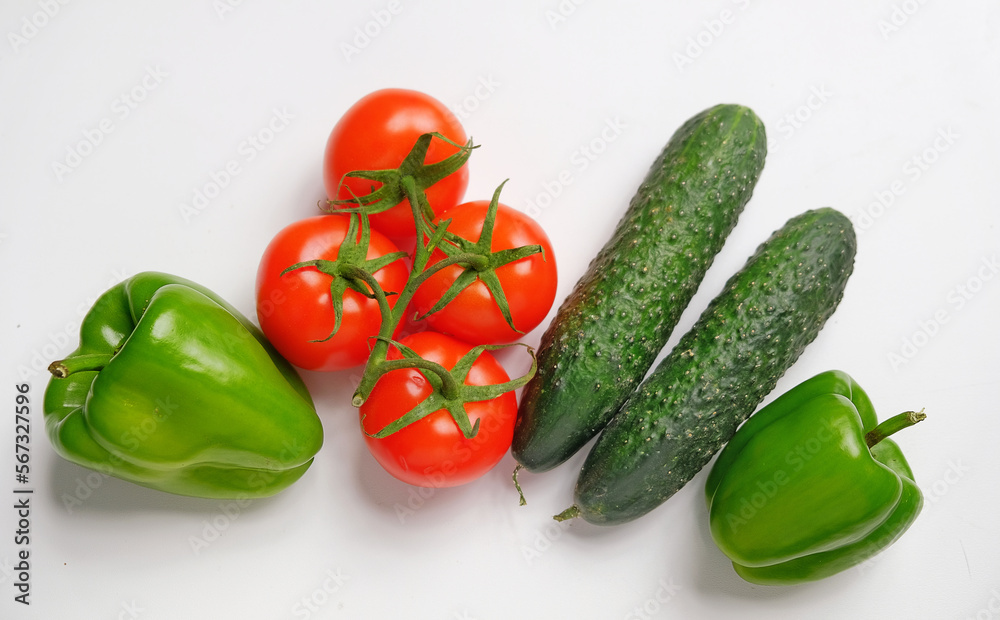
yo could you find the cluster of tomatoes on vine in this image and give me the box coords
[253,89,558,489]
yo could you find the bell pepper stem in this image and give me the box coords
[865,409,926,449]
[48,353,114,378]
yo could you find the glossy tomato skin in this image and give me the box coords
[323,89,469,243]
[413,200,558,345]
[255,215,409,372]
[359,332,517,488]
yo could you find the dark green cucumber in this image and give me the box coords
[558,207,857,525]
[511,104,767,474]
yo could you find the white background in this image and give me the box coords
[2,1,998,619]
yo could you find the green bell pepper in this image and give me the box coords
[44,272,324,499]
[704,370,925,585]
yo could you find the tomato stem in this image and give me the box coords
[407,180,543,333]
[343,136,540,441]
[405,251,488,291]
[351,176,447,407]
[323,133,476,219]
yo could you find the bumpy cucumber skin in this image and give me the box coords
[511,104,767,473]
[570,208,857,526]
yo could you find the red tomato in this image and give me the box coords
[359,332,517,488]
[412,200,558,344]
[322,89,469,243]
[255,214,409,372]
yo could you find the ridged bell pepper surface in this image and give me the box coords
[44,272,323,499]
[705,370,924,585]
